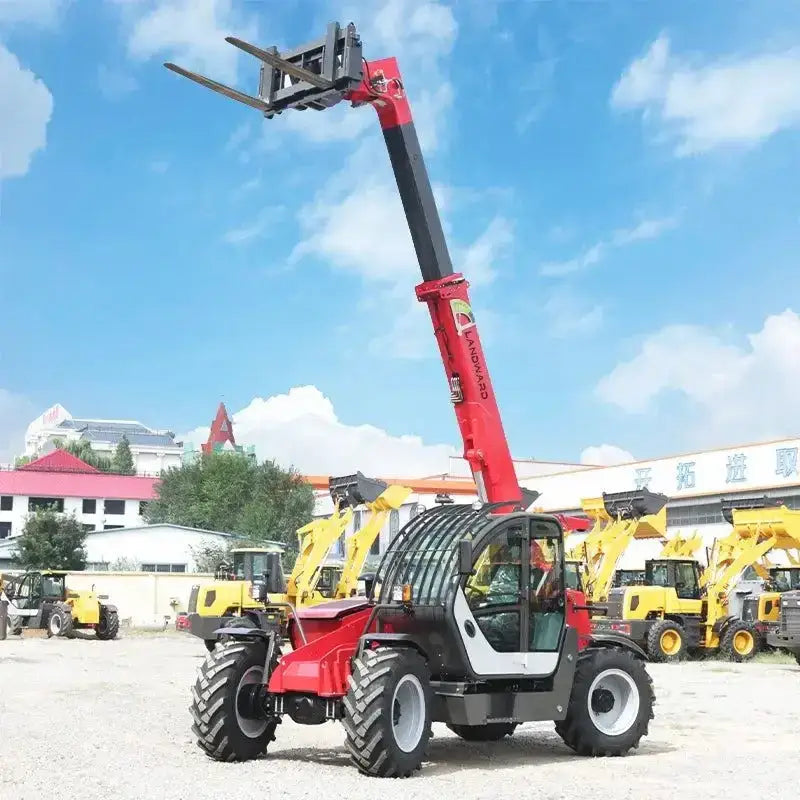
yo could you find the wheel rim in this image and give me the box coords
[588,668,640,737]
[49,614,62,635]
[235,666,268,738]
[391,674,426,753]
[660,629,681,656]
[733,630,754,655]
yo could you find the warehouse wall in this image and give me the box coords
[65,570,211,627]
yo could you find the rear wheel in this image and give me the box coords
[556,647,654,756]
[646,620,686,663]
[190,640,279,762]
[720,621,757,662]
[343,647,432,777]
[447,722,517,741]
[96,607,119,640]
[47,603,74,639]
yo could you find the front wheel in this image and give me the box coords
[47,603,74,639]
[555,647,654,756]
[190,640,279,762]
[646,619,686,663]
[96,607,119,640]
[343,647,432,777]
[720,621,757,662]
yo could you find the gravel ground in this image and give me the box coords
[1,631,797,800]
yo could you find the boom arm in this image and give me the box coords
[164,22,523,510]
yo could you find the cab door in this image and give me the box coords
[455,517,565,677]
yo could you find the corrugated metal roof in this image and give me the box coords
[80,430,177,447]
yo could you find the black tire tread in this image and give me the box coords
[555,647,655,756]
[343,647,431,778]
[96,606,119,640]
[646,619,686,663]
[49,602,75,639]
[720,620,758,662]
[190,640,278,762]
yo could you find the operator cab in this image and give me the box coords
[644,558,702,600]
[230,546,288,595]
[564,559,583,592]
[372,505,572,679]
[769,566,800,592]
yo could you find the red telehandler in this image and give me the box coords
[165,21,654,778]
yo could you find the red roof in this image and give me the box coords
[0,468,158,501]
[202,402,236,453]
[18,449,99,473]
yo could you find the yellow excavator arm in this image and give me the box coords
[659,531,703,558]
[335,484,412,598]
[572,490,668,603]
[286,505,353,606]
[702,501,800,630]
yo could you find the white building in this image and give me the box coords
[0,450,158,541]
[521,437,800,568]
[0,522,232,572]
[24,404,183,475]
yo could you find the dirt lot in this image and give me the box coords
[1,631,797,800]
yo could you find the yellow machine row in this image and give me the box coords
[592,497,800,662]
[179,472,412,650]
[1,570,119,639]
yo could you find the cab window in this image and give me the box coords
[465,526,524,653]
[674,562,700,599]
[528,522,564,652]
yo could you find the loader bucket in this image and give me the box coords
[602,489,668,520]
[721,495,783,525]
[329,472,388,509]
[580,496,607,519]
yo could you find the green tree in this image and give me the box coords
[145,452,314,555]
[13,508,88,570]
[112,435,136,475]
[52,438,113,472]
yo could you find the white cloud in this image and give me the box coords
[0,44,53,179]
[540,215,677,277]
[612,35,800,156]
[0,0,66,27]
[0,389,35,463]
[543,288,604,339]
[595,309,800,445]
[222,205,284,245]
[123,0,258,85]
[97,65,138,100]
[181,385,457,476]
[580,444,635,466]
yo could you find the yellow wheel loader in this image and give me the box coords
[180,472,411,650]
[1,570,118,640]
[566,489,668,605]
[592,498,800,663]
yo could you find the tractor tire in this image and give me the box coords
[555,646,654,757]
[720,620,758,662]
[47,602,75,639]
[447,722,517,741]
[343,646,433,778]
[190,639,279,762]
[646,620,687,663]
[794,652,800,667]
[8,616,23,635]
[96,607,119,640]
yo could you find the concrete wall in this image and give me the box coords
[65,571,211,627]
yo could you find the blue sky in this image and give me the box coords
[2,0,800,475]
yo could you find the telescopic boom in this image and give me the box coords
[165,21,525,510]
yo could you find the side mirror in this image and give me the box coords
[458,539,473,575]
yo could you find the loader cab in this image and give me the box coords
[230,546,287,597]
[5,571,65,611]
[769,567,800,592]
[644,558,702,600]
[613,569,646,588]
